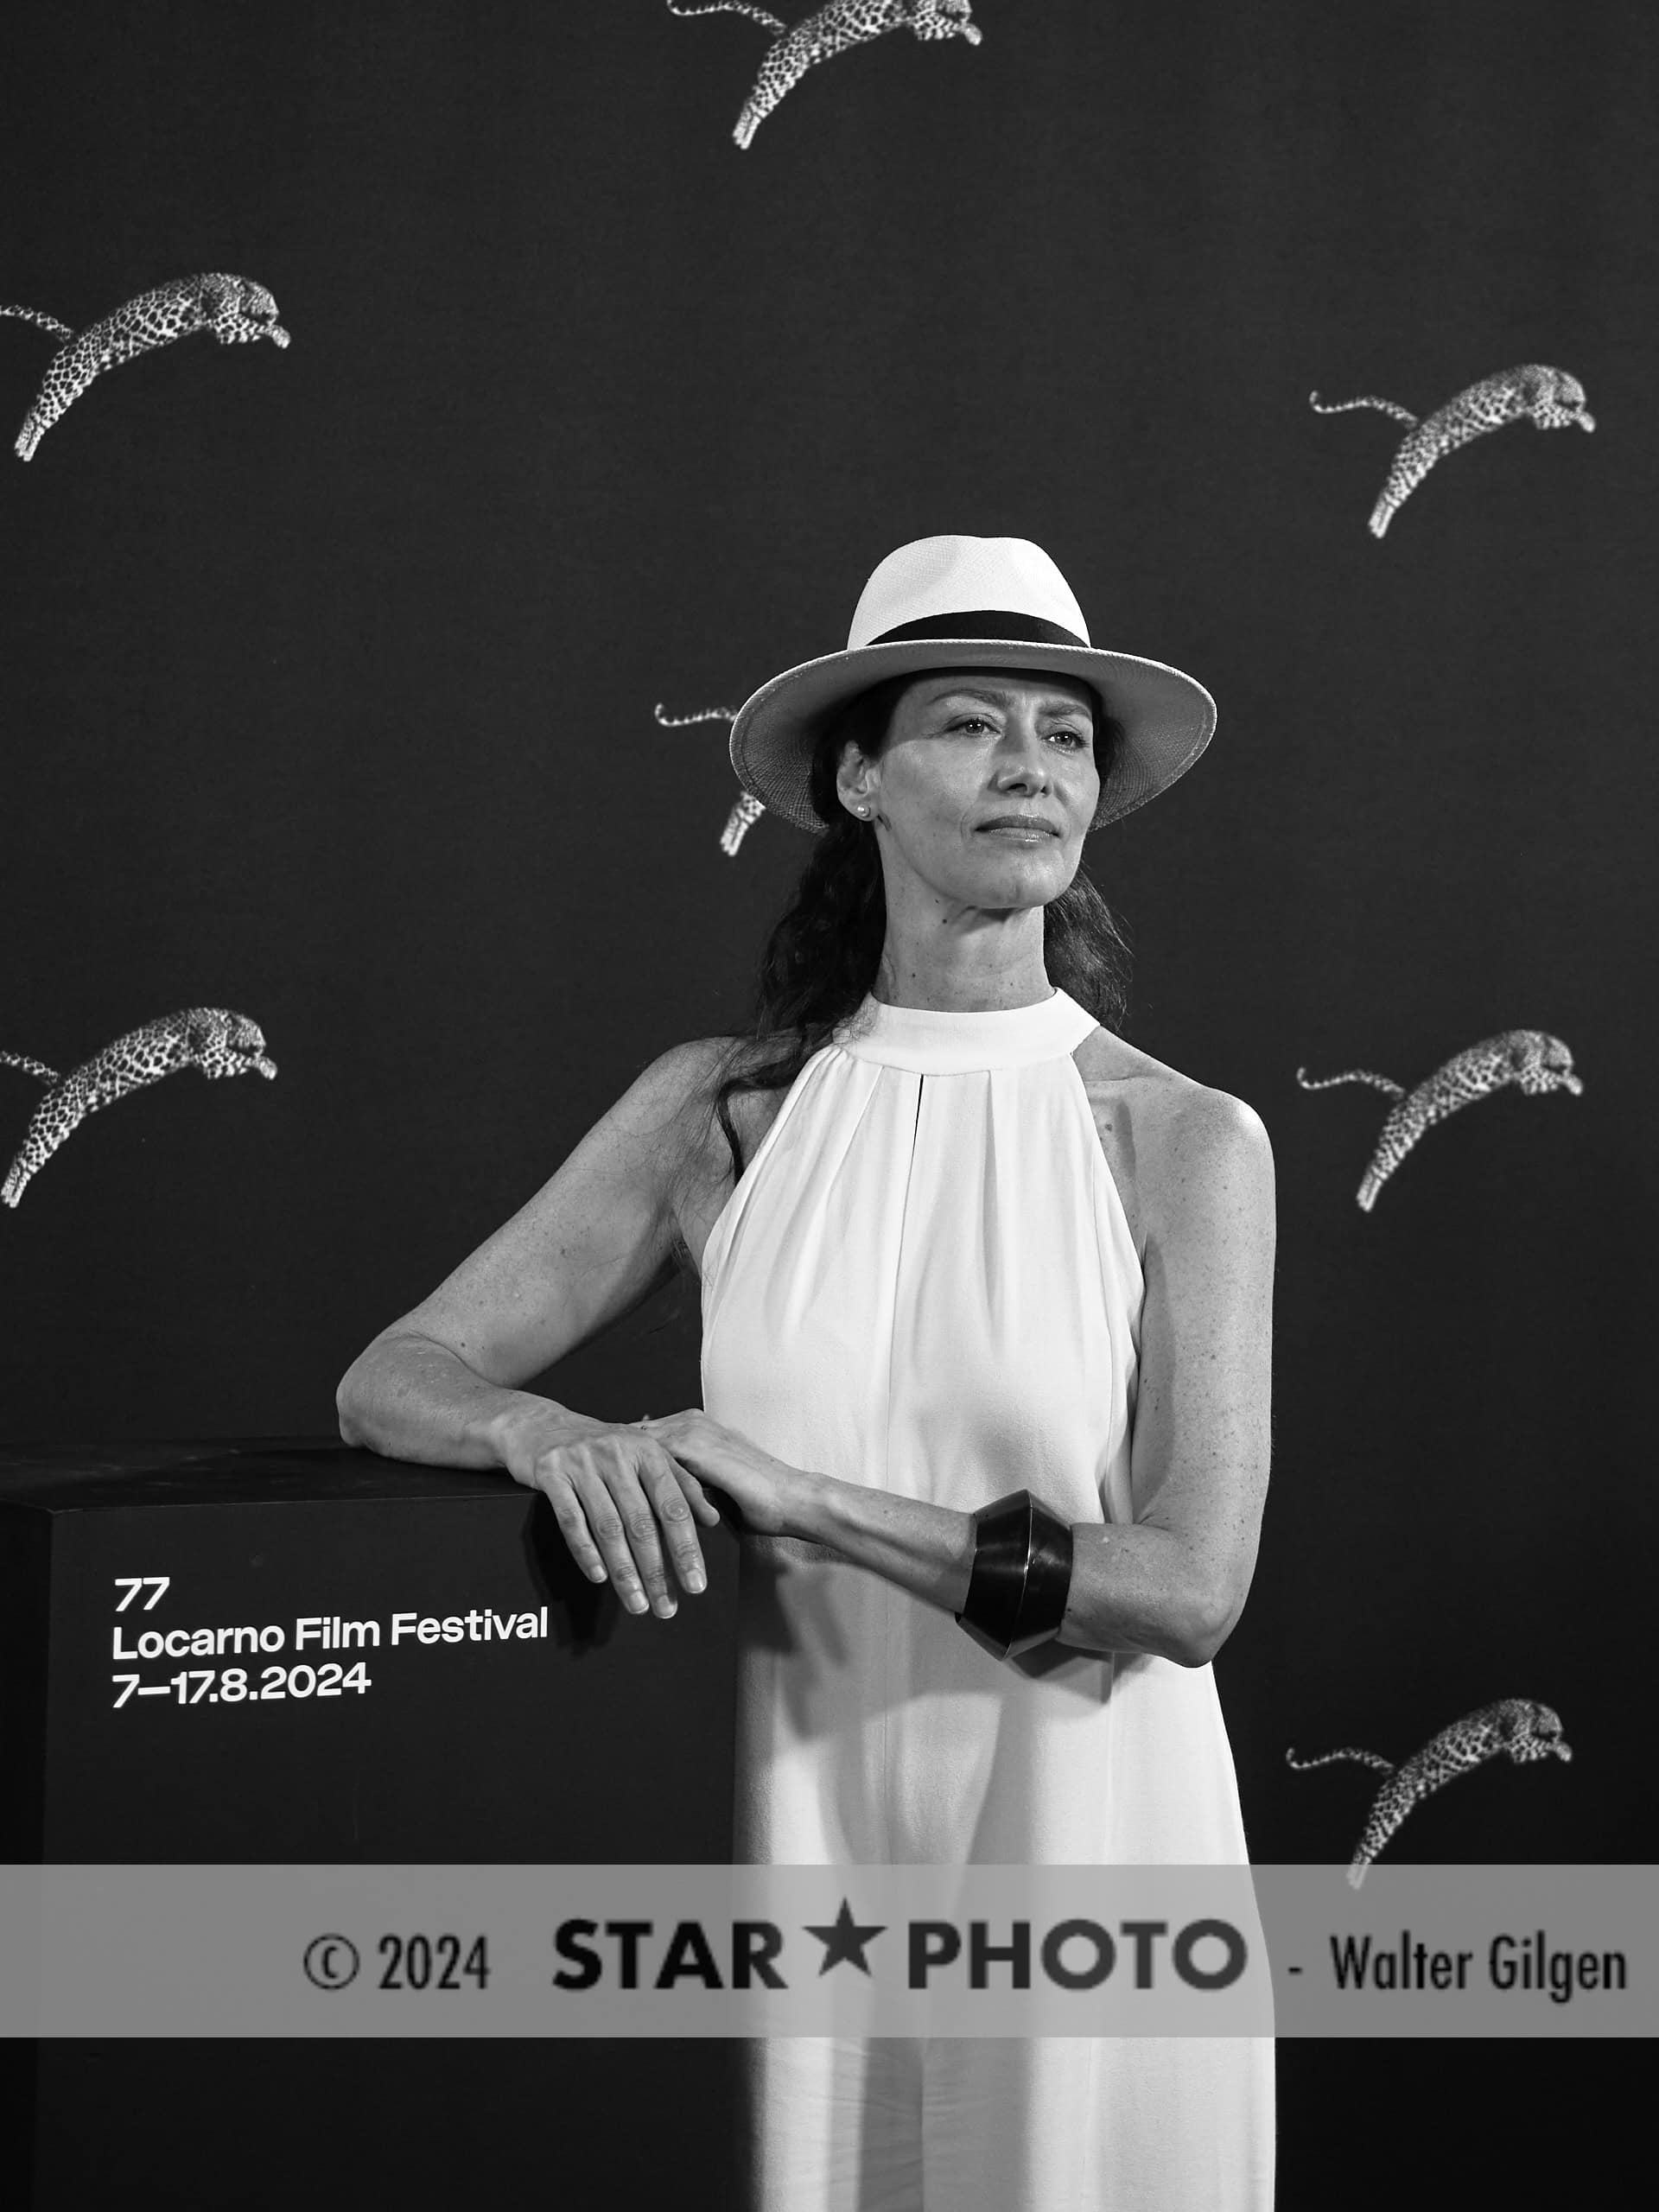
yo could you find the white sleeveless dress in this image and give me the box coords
[700,987,1274,2211]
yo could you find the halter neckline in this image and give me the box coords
[831,987,1099,1073]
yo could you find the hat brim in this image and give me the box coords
[728,638,1217,833]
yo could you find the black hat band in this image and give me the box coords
[868,611,1090,650]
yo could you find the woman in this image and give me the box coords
[338,533,1276,2211]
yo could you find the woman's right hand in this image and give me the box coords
[490,1401,722,1619]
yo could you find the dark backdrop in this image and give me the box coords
[2,2,1651,2203]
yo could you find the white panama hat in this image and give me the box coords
[728,535,1217,834]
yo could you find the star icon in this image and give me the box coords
[804,1897,887,1977]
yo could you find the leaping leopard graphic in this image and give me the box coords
[2,1009,277,1205]
[1287,1700,1572,1887]
[1310,366,1594,537]
[654,702,765,853]
[1296,1030,1582,1209]
[667,0,982,149]
[1,274,290,460]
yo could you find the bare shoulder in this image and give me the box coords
[641,1026,787,1203]
[623,1030,779,1117]
[620,1034,753,1166]
[652,1033,780,1118]
[635,1033,792,1277]
[629,1033,740,1106]
[1072,1027,1273,1256]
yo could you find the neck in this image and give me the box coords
[870,906,1053,1013]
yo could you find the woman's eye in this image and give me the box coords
[944,717,1088,744]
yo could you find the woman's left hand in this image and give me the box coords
[634,1410,814,1538]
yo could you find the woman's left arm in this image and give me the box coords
[642,1088,1274,1667]
[1060,1086,1275,1665]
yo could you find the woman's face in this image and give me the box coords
[837,668,1101,913]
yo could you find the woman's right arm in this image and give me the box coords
[335,1039,730,1618]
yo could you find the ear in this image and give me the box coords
[834,739,878,819]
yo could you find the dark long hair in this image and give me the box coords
[698,671,1135,1193]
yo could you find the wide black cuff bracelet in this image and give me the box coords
[955,1489,1075,1661]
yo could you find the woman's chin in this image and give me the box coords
[969,852,1075,904]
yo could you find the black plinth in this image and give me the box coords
[0,1438,741,2209]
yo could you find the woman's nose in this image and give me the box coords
[995,732,1052,788]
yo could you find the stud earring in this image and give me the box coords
[855,804,870,817]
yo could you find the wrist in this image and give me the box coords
[785,1465,840,1545]
[957,1491,1075,1660]
[475,1392,591,1472]
[802,1474,975,1611]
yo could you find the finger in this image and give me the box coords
[632,1418,720,1522]
[577,1466,660,1615]
[689,1485,724,1526]
[536,1465,613,1591]
[578,1457,678,1618]
[642,1457,713,1593]
[661,1455,722,1527]
[538,1446,654,1612]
